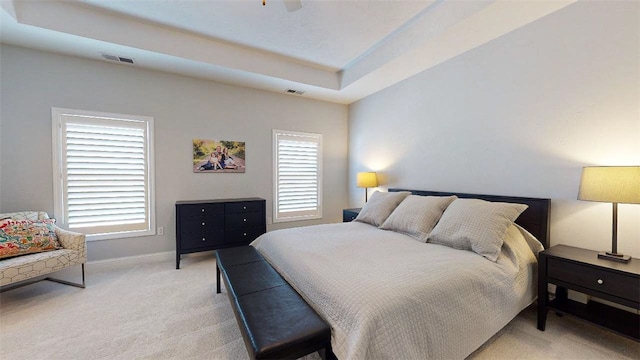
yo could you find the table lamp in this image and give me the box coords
[357,172,378,202]
[578,166,640,263]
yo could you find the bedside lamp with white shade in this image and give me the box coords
[357,172,378,203]
[578,166,640,263]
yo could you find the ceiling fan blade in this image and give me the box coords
[283,0,302,12]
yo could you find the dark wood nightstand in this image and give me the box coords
[342,208,361,222]
[537,245,640,341]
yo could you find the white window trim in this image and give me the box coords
[52,107,156,241]
[272,129,323,223]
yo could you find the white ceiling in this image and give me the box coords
[0,0,576,104]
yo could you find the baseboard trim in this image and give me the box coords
[87,251,174,273]
[87,250,215,273]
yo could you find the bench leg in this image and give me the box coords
[216,263,221,294]
[318,348,326,360]
[318,345,337,360]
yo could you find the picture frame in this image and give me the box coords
[193,139,245,173]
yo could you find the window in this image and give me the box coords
[273,129,322,223]
[52,108,155,240]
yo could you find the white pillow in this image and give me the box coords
[354,191,411,227]
[428,198,528,261]
[380,195,457,242]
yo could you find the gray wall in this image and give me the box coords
[348,1,640,257]
[0,47,2,211]
[0,45,349,261]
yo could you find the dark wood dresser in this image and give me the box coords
[538,244,640,341]
[175,197,266,269]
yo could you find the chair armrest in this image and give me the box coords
[54,226,87,260]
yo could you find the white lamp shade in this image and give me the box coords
[357,172,378,188]
[578,166,640,204]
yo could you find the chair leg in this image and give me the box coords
[45,264,86,288]
[0,278,45,293]
[0,264,86,293]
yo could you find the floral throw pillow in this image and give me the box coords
[0,219,61,259]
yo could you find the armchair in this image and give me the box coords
[0,211,86,292]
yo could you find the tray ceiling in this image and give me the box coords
[0,0,575,104]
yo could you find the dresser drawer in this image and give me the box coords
[180,216,224,233]
[225,227,264,245]
[180,231,224,250]
[226,201,264,214]
[225,212,264,229]
[548,258,639,302]
[179,203,224,217]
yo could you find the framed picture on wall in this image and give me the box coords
[193,139,245,173]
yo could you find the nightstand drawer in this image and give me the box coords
[343,208,361,222]
[548,258,639,302]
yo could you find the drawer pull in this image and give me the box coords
[243,232,247,236]
[243,206,247,210]
[201,208,205,213]
[202,237,206,241]
[202,222,205,226]
[597,279,603,285]
[243,218,247,222]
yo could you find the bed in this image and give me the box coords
[252,189,550,360]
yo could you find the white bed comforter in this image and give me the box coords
[252,221,543,360]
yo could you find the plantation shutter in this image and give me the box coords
[273,130,322,222]
[55,112,153,236]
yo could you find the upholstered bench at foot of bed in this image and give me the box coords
[216,246,331,360]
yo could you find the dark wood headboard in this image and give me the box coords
[389,188,551,249]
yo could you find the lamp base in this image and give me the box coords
[597,251,631,263]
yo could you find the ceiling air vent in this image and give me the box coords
[101,53,119,61]
[101,53,135,64]
[285,89,305,95]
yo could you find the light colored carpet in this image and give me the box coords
[1,254,638,360]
